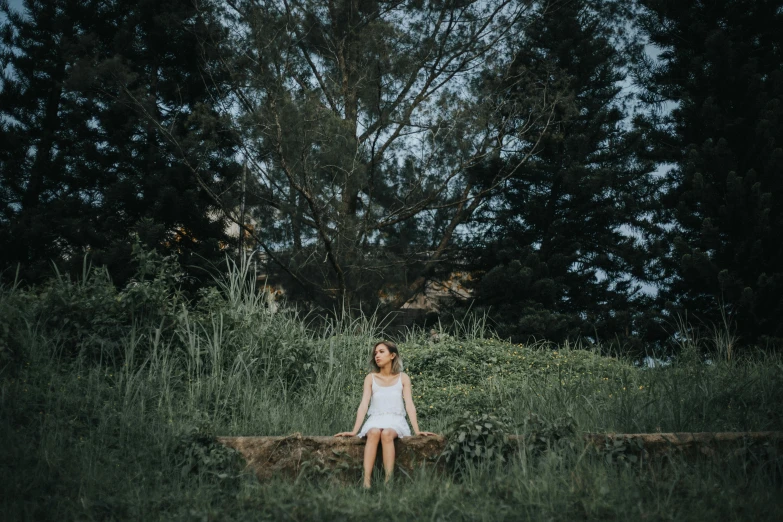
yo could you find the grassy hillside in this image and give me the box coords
[1,257,782,520]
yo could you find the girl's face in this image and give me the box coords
[374,343,395,368]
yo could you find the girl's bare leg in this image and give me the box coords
[363,428,381,488]
[380,429,398,483]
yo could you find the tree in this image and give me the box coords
[189,0,559,309]
[0,0,240,287]
[464,0,660,346]
[634,0,783,346]
[0,0,103,281]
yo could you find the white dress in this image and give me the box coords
[357,373,412,438]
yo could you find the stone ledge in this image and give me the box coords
[217,434,447,481]
[218,432,783,481]
[584,431,783,457]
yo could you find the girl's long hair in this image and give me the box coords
[368,340,403,374]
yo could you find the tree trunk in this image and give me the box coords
[22,29,71,211]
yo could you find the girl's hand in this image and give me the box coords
[415,431,437,436]
[334,431,357,437]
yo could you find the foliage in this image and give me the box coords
[1,245,782,519]
[38,260,122,359]
[520,412,577,456]
[0,0,782,515]
[402,334,631,421]
[30,243,184,361]
[634,0,783,347]
[1,0,781,355]
[441,412,514,470]
[0,0,239,288]
[463,0,661,350]
[597,435,645,465]
[0,272,26,364]
[174,424,244,482]
[201,0,556,308]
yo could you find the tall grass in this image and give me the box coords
[0,259,781,520]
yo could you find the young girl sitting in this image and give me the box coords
[335,340,435,488]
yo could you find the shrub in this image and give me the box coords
[31,243,184,361]
[441,412,514,471]
[519,412,576,456]
[174,423,245,483]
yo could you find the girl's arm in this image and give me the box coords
[334,374,373,437]
[402,373,436,436]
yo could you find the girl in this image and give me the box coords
[335,341,435,488]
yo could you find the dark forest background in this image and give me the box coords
[2,0,782,354]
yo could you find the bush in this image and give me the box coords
[441,412,514,471]
[519,412,576,456]
[174,423,245,483]
[31,244,184,361]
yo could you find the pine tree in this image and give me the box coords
[0,0,105,281]
[0,0,239,286]
[635,0,783,346]
[465,0,660,346]
[83,0,241,285]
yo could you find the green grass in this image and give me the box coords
[1,258,782,520]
